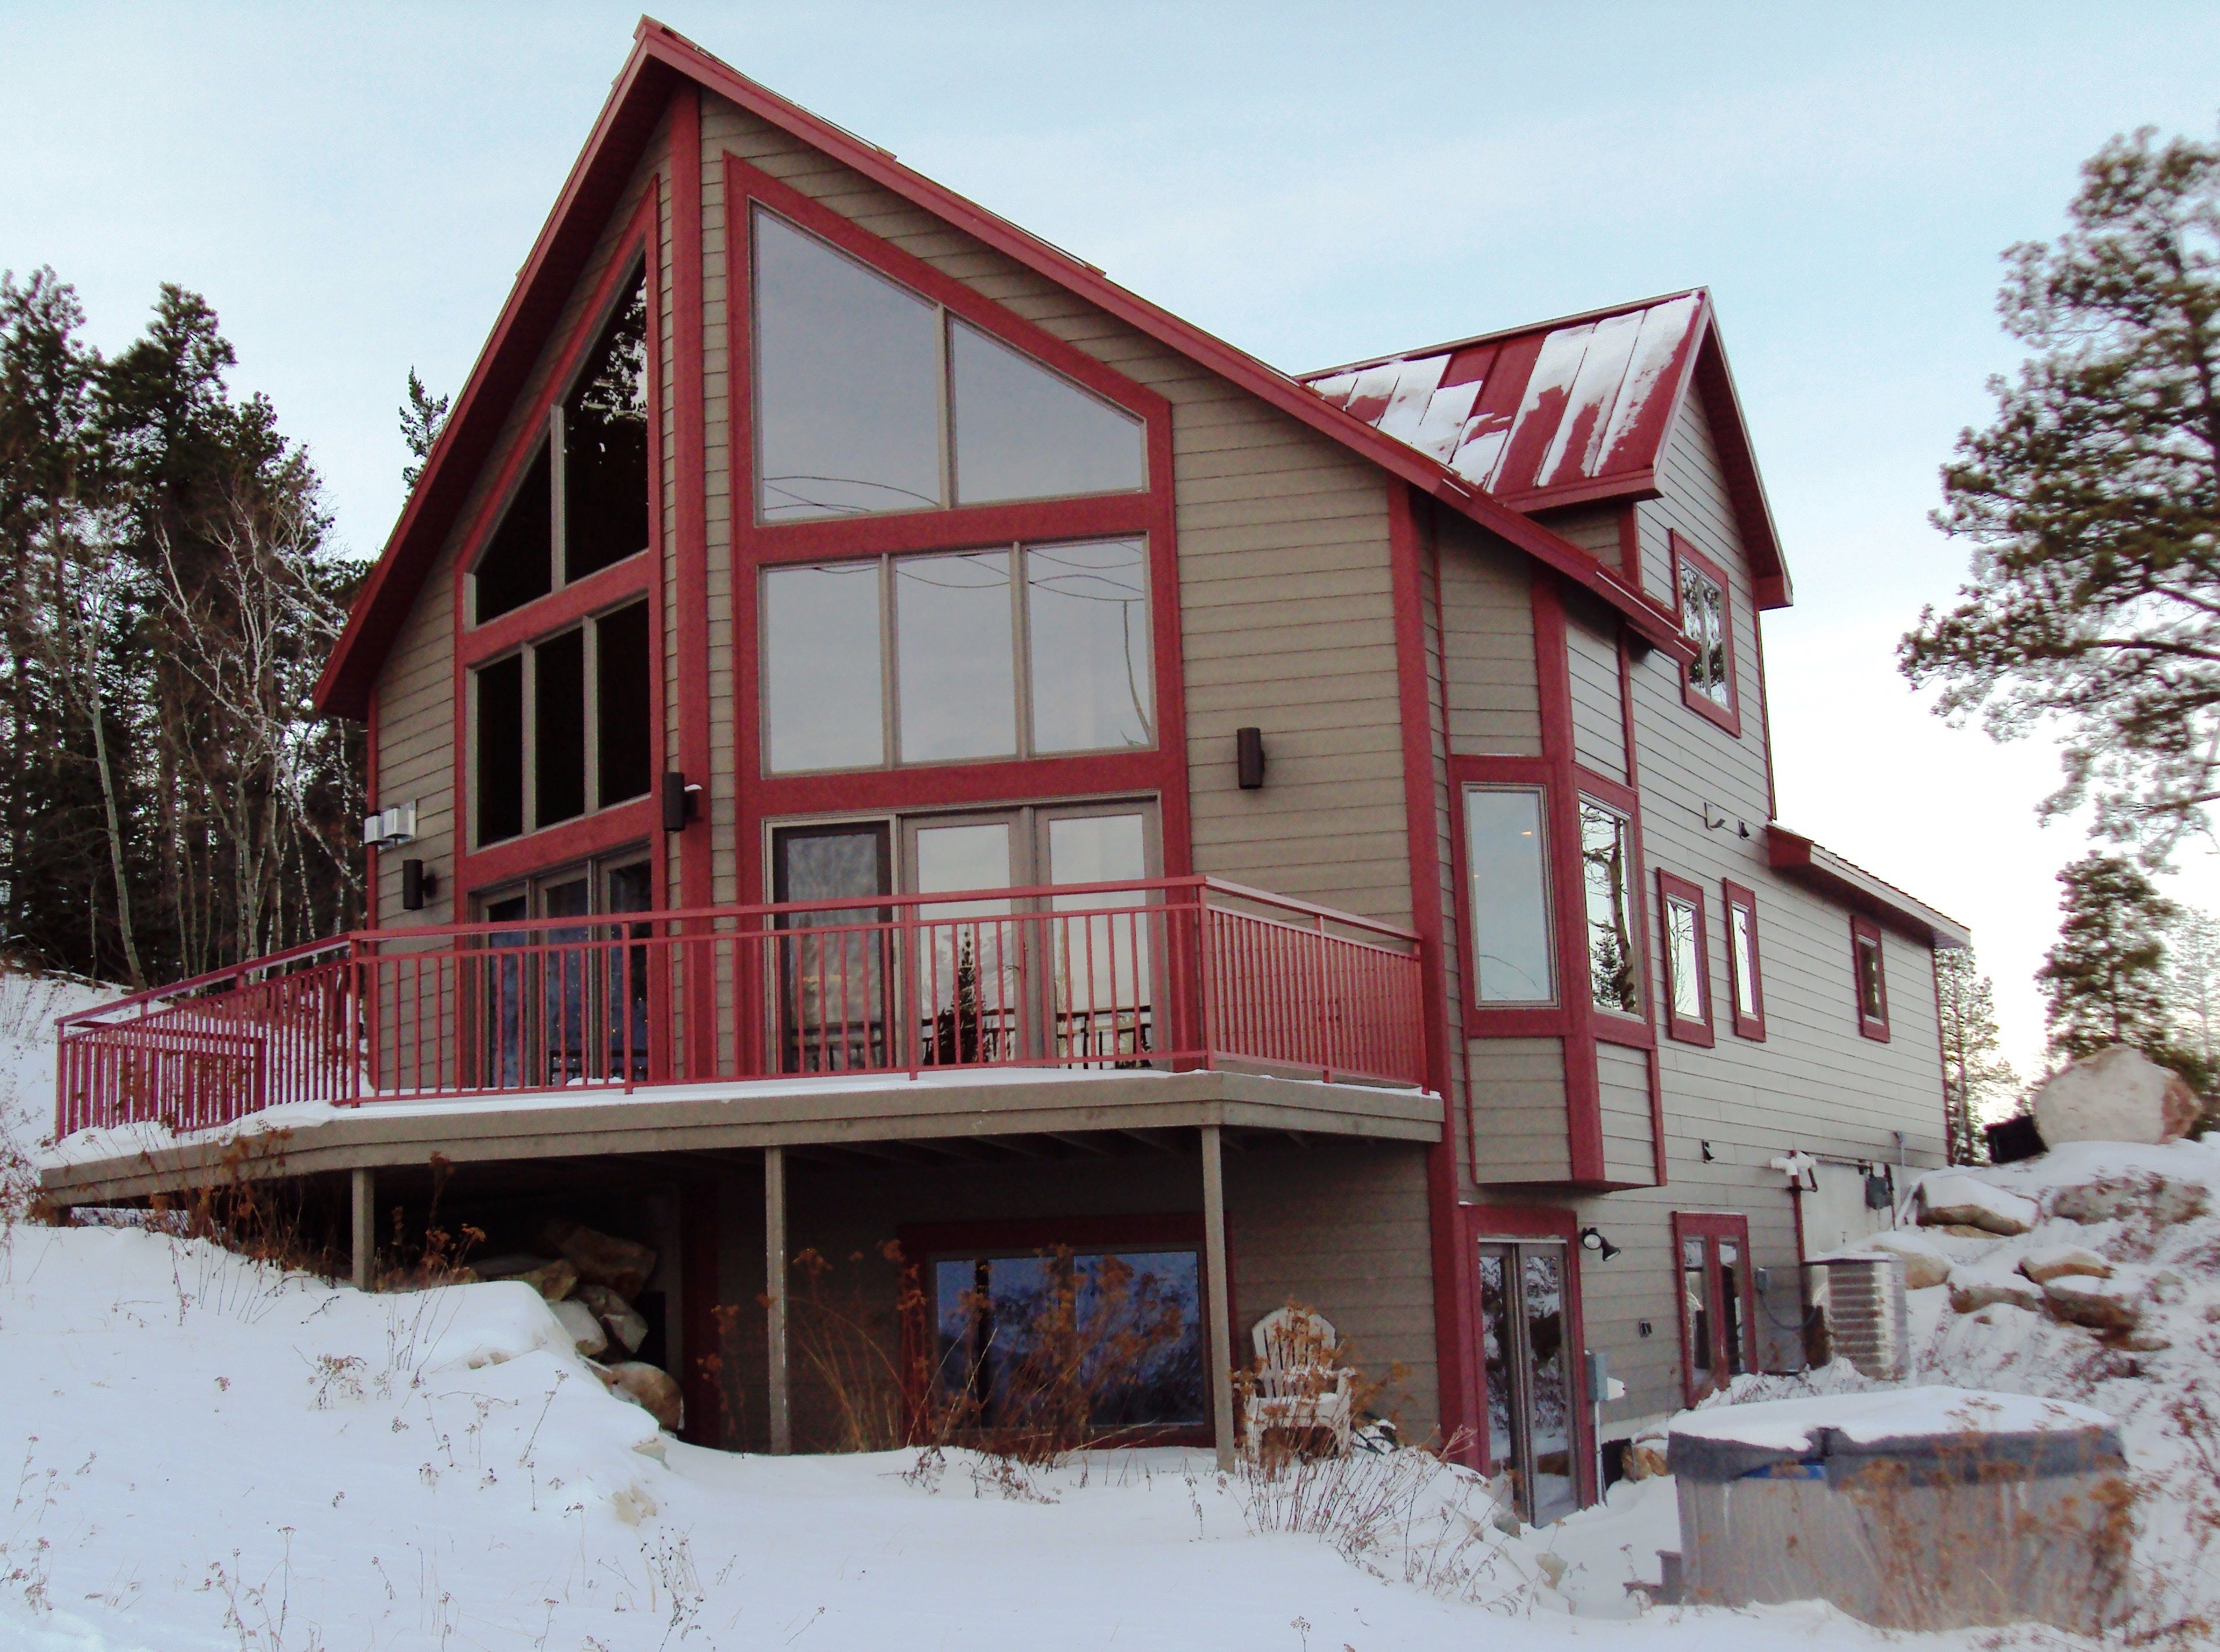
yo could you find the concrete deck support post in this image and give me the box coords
[765,1145,791,1455]
[350,1167,374,1291]
[1201,1124,1236,1470]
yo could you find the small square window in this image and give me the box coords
[1852,915,1890,1042]
[1671,534,1739,735]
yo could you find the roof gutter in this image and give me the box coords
[1767,825,1970,950]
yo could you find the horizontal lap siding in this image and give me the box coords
[1467,1037,1572,1182]
[1438,517,1541,757]
[374,120,673,926]
[1565,599,1626,782]
[1596,1040,1656,1185]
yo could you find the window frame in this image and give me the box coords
[1720,880,1766,1040]
[1671,1211,1757,1406]
[1576,792,1644,1025]
[1669,532,1741,737]
[758,537,1156,779]
[1458,781,1558,1011]
[1852,913,1891,1042]
[1656,870,1714,1047]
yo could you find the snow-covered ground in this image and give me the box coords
[4,968,2217,1649]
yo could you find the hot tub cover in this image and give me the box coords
[1669,1386,2122,1486]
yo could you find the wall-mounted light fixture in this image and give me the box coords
[1236,727,1266,790]
[363,801,418,847]
[400,858,438,912]
[1579,1226,1621,1263]
[662,771,701,833]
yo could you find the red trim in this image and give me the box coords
[1668,532,1742,738]
[1614,503,1643,592]
[722,150,1193,911]
[1721,879,1767,1041]
[1689,325,1791,609]
[1462,1203,1594,1506]
[1852,913,1892,1043]
[364,693,381,928]
[1670,1210,1757,1406]
[671,87,713,918]
[315,19,1695,721]
[458,555,655,665]
[1391,487,1477,1468]
[1656,870,1715,1047]
[460,798,659,893]
[1766,824,1967,948]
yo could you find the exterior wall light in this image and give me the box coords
[663,770,701,833]
[1236,727,1266,790]
[400,858,438,912]
[1579,1226,1621,1262]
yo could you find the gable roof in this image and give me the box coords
[1302,292,1791,609]
[315,18,1697,719]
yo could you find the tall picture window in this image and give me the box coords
[760,539,1152,775]
[1671,533,1738,734]
[1852,914,1890,1042]
[1462,786,1555,1005]
[1578,798,1640,1017]
[1656,871,1713,1046]
[473,598,654,845]
[751,206,1145,522]
[1722,880,1766,1040]
[472,260,651,622]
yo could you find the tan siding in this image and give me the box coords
[701,93,1413,928]
[1564,596,1626,781]
[1467,1037,1572,1182]
[1596,1040,1657,1185]
[1438,514,1541,757]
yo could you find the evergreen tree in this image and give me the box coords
[2169,905,2220,1063]
[2037,852,2178,1059]
[1900,128,2220,861]
[399,368,448,489]
[1937,947,2019,1163]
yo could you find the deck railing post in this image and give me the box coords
[765,1144,791,1455]
[350,1166,375,1291]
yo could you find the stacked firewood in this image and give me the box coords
[470,1220,681,1430]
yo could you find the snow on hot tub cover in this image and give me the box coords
[1668,1386,2123,1485]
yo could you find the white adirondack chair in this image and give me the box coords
[1242,1306,1354,1458]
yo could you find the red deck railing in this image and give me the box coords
[54,877,1427,1138]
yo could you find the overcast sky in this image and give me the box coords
[5,1,2217,1079]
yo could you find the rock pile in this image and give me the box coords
[471,1220,681,1430]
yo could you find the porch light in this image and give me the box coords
[400,858,438,912]
[1579,1227,1621,1263]
[363,801,418,847]
[1236,726,1266,790]
[662,771,701,833]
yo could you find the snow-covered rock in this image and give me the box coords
[1949,1267,2044,1314]
[606,1360,683,1430]
[2019,1244,2111,1284]
[580,1281,649,1352]
[2051,1174,2209,1226]
[553,1295,609,1356]
[1846,1230,1952,1289]
[1917,1173,2038,1235]
[2043,1273,2140,1333]
[2033,1045,2201,1147]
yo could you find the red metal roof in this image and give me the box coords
[1302,292,1707,511]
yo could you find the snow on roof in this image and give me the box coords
[1302,292,1706,508]
[1671,1385,2115,1453]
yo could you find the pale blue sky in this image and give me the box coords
[5,1,2217,1073]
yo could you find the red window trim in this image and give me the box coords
[449,188,669,908]
[1721,879,1767,1041]
[895,1214,1216,1450]
[1668,531,1741,738]
[1462,1204,1594,1505]
[1670,1211,1758,1406]
[1656,869,1714,1047]
[1852,913,1891,1042]
[723,151,1192,911]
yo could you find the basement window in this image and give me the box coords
[472,598,653,846]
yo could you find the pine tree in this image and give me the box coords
[2169,905,2220,1063]
[2037,852,2178,1060]
[1900,127,2220,861]
[399,368,448,489]
[1937,947,2019,1162]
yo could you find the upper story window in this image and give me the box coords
[474,599,652,845]
[1462,785,1555,1005]
[1578,797,1640,1017]
[761,538,1152,774]
[1852,914,1891,1042]
[1671,533,1738,734]
[474,261,650,623]
[1657,871,1714,1046]
[1723,880,1766,1040]
[751,207,1145,522]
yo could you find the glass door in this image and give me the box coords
[905,817,1020,1064]
[1675,1213,1755,1404]
[483,893,531,1089]
[1476,1239,1578,1525]
[1038,808,1154,1065]
[771,823,892,1072]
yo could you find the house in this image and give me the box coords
[42,19,1967,1520]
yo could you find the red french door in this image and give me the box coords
[1672,1212,1757,1405]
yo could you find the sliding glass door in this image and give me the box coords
[1476,1238,1578,1525]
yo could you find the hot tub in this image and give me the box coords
[1669,1387,2129,1632]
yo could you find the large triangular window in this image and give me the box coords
[751,206,1143,523]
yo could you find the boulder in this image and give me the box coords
[539,1220,657,1299]
[608,1360,683,1431]
[470,1252,549,1280]
[1949,1270,2043,1315]
[1622,1437,1670,1481]
[551,1297,608,1358]
[2018,1246,2112,1285]
[2043,1275,2140,1334]
[2050,1175,2210,1227]
[2032,1046,2201,1147]
[482,1257,577,1302]
[578,1283,649,1354]
[1856,1232,1952,1290]
[1917,1174,2037,1237]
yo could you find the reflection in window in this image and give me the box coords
[763,563,885,773]
[472,600,651,845]
[1855,922,1889,1031]
[1026,538,1150,752]
[564,265,650,581]
[1682,1237,1713,1394]
[1579,799,1639,1015]
[1664,892,1703,1022]
[930,1248,1203,1434]
[1679,556,1729,708]
[1465,788,1554,1004]
[534,628,587,828]
[474,442,553,623]
[950,318,1145,504]
[1728,897,1761,1024]
[595,599,652,807]
[896,552,1017,763]
[753,210,943,520]
[476,654,525,843]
